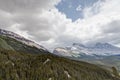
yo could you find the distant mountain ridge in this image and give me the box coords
[53,42,120,73]
[54,42,120,57]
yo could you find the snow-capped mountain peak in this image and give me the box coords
[0,29,47,51]
[94,42,117,49]
[53,42,120,57]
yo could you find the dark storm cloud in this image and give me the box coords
[0,0,60,12]
[0,0,63,42]
[102,20,120,33]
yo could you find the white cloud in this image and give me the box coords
[0,0,120,51]
[73,0,120,45]
[0,0,61,12]
[76,5,82,11]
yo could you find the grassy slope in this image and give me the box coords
[0,35,47,54]
[0,38,14,50]
[100,55,120,72]
[0,50,120,80]
[77,56,120,73]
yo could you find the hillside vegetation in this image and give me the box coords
[0,49,120,80]
[0,34,120,80]
[0,35,47,54]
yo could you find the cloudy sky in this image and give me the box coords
[0,0,120,51]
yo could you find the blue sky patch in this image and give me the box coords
[56,0,99,21]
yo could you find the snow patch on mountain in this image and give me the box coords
[53,43,120,57]
[0,29,47,51]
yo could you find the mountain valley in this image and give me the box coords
[0,29,120,80]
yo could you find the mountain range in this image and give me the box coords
[0,28,120,80]
[54,43,120,57]
[53,42,120,73]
